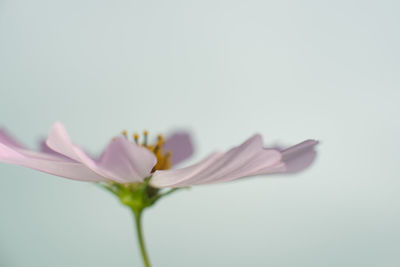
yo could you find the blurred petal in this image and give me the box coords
[281,140,318,173]
[163,131,194,166]
[46,122,156,183]
[40,139,54,154]
[151,135,281,188]
[0,143,105,181]
[0,128,25,149]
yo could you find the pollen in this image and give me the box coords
[133,133,139,144]
[147,132,171,171]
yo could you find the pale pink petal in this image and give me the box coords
[39,139,72,160]
[150,135,282,188]
[248,140,319,175]
[280,140,318,173]
[149,152,224,188]
[205,149,281,184]
[40,139,54,154]
[0,128,25,149]
[46,122,156,183]
[163,131,194,166]
[97,137,157,181]
[0,143,105,182]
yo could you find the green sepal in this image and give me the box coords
[97,176,185,214]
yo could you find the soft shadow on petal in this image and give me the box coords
[39,139,72,160]
[151,135,281,188]
[0,128,25,149]
[46,122,156,183]
[280,140,318,173]
[40,139,54,154]
[163,131,194,166]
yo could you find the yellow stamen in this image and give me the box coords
[161,151,172,170]
[153,134,165,151]
[153,145,159,153]
[143,130,148,145]
[133,133,139,144]
[121,130,128,138]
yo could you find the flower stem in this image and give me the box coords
[133,210,151,267]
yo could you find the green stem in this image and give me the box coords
[133,210,151,267]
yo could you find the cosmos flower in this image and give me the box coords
[0,122,318,267]
[0,122,317,187]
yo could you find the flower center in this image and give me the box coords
[122,130,171,171]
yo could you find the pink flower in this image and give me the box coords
[0,122,318,187]
[0,122,319,267]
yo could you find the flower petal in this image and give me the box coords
[251,139,319,175]
[150,152,224,188]
[0,128,25,149]
[39,139,72,159]
[46,122,156,183]
[97,137,157,182]
[0,143,105,182]
[162,131,194,166]
[150,135,282,188]
[280,140,318,173]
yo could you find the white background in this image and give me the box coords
[0,0,399,266]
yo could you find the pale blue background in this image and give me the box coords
[0,0,399,266]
